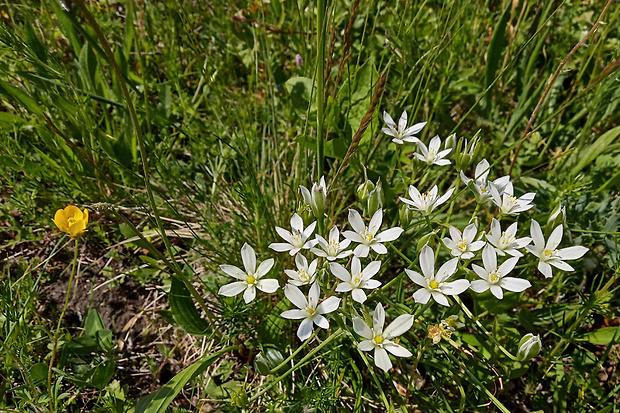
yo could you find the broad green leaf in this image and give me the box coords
[84,309,105,337]
[169,276,210,336]
[578,326,620,346]
[135,346,237,413]
[285,76,315,113]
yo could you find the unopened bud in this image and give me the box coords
[545,203,566,237]
[516,333,541,361]
[444,133,457,150]
[254,349,285,375]
[416,232,436,253]
[356,180,375,204]
[300,176,327,218]
[399,205,415,228]
[367,178,384,216]
[456,130,481,171]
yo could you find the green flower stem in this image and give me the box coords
[268,328,320,375]
[47,237,79,400]
[75,0,211,320]
[355,347,391,410]
[454,297,518,361]
[442,347,511,413]
[250,328,344,403]
[316,0,326,179]
[439,180,460,240]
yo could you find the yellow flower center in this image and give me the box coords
[374,335,384,344]
[544,249,553,257]
[429,280,439,289]
[489,269,500,283]
[246,276,256,285]
[306,306,316,315]
[67,216,79,226]
[352,277,361,286]
[457,240,467,251]
[298,269,309,281]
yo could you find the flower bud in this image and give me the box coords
[455,131,481,171]
[516,333,541,361]
[545,203,566,237]
[356,180,375,204]
[366,178,384,216]
[416,232,436,253]
[444,133,457,150]
[399,204,415,228]
[300,176,327,218]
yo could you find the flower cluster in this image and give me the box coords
[213,113,588,374]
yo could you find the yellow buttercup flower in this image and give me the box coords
[53,205,89,238]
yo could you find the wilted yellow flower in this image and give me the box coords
[53,205,89,238]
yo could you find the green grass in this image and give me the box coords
[1,0,619,411]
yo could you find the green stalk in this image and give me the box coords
[316,0,326,179]
[74,0,210,316]
[48,237,79,403]
[249,328,344,403]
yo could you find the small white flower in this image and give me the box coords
[269,213,318,255]
[459,159,510,201]
[300,176,328,218]
[486,218,531,257]
[285,254,318,286]
[382,110,426,145]
[399,185,455,216]
[281,282,341,341]
[343,209,404,258]
[470,245,531,299]
[310,226,353,261]
[489,182,536,215]
[353,303,414,372]
[218,243,279,303]
[525,220,588,278]
[442,223,485,260]
[414,135,452,166]
[381,110,426,145]
[406,245,470,306]
[330,257,382,303]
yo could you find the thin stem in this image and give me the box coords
[249,328,344,403]
[316,0,326,179]
[268,328,320,374]
[48,237,79,402]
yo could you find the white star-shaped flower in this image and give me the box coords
[310,226,353,261]
[382,110,426,145]
[285,254,318,286]
[406,245,470,306]
[489,182,536,215]
[485,218,531,257]
[343,209,404,258]
[281,282,341,341]
[218,243,279,303]
[470,245,530,299]
[459,159,510,201]
[442,223,486,260]
[269,213,318,255]
[414,135,452,166]
[525,220,588,278]
[399,185,455,216]
[352,303,414,372]
[330,257,382,303]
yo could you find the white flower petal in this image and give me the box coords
[353,316,373,339]
[284,284,308,309]
[431,291,450,307]
[557,246,588,260]
[220,265,247,280]
[384,342,412,357]
[218,281,247,297]
[241,243,256,274]
[281,309,308,320]
[256,278,279,293]
[351,288,367,303]
[413,288,431,304]
[419,245,435,278]
[255,258,275,277]
[314,314,329,329]
[500,277,531,292]
[441,279,470,296]
[243,285,257,303]
[330,262,351,282]
[470,280,490,293]
[538,261,553,278]
[374,348,392,372]
[375,227,404,242]
[384,314,414,339]
[358,340,374,351]
[348,209,366,234]
[297,318,315,341]
[316,296,340,314]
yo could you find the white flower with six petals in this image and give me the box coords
[269,213,318,255]
[382,110,426,145]
[459,159,510,202]
[406,245,470,306]
[525,220,588,278]
[470,245,531,299]
[330,257,382,303]
[443,223,486,260]
[352,303,414,372]
[218,243,279,303]
[485,218,531,257]
[489,182,536,215]
[400,185,455,216]
[343,209,404,258]
[281,282,341,341]
[284,254,318,286]
[310,226,353,261]
[414,135,452,166]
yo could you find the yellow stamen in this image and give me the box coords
[374,335,384,344]
[429,280,439,289]
[246,276,256,285]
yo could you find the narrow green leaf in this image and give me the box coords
[571,125,620,176]
[484,6,511,112]
[578,326,620,346]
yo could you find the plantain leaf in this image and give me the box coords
[135,346,237,413]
